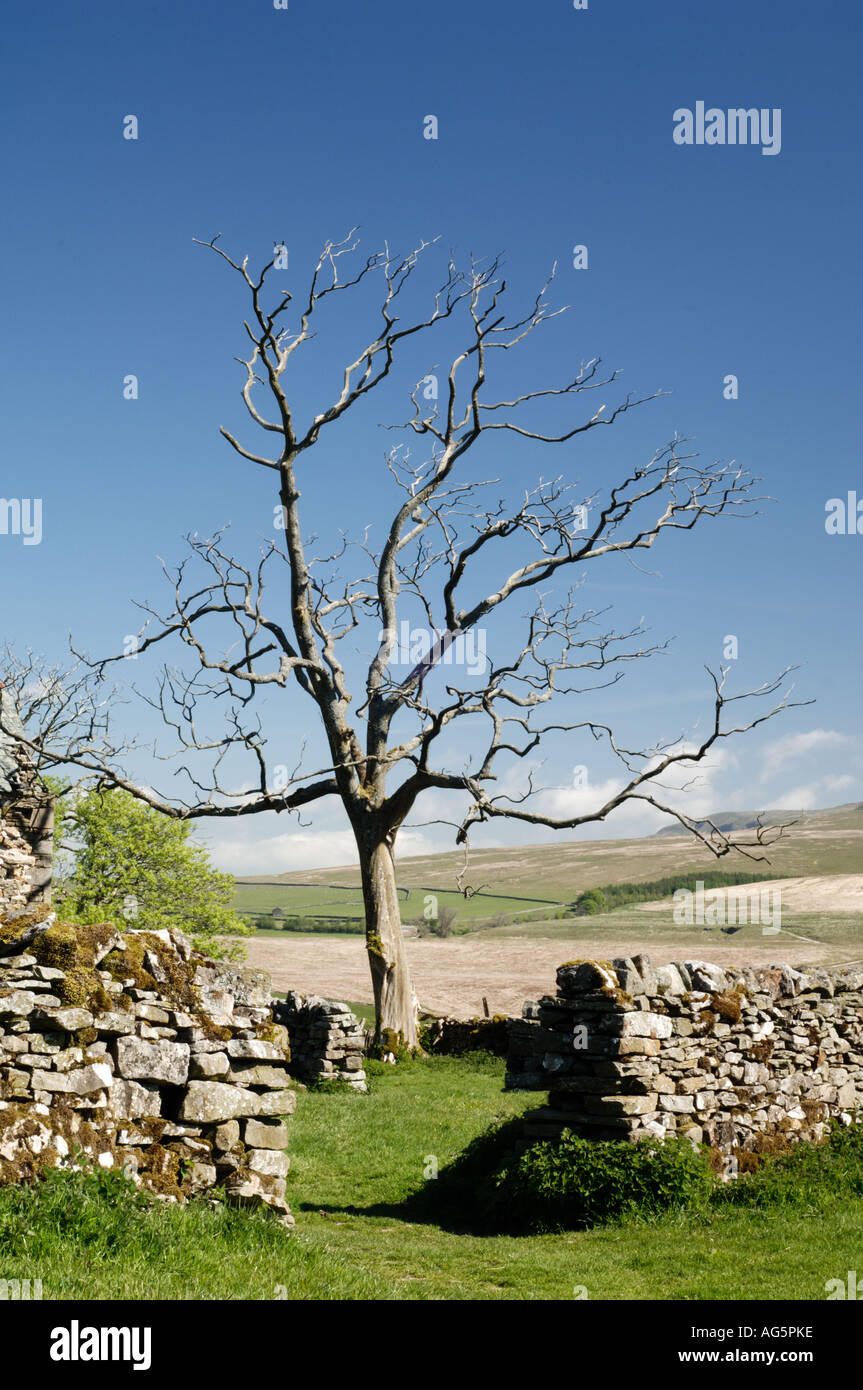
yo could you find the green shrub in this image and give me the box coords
[716,1117,863,1211]
[304,1075,361,1095]
[415,1121,714,1234]
[488,1131,714,1233]
[408,1095,863,1236]
[574,889,607,916]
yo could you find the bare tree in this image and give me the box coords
[2,234,804,1048]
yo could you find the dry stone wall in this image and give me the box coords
[0,702,54,909]
[0,910,296,1223]
[275,992,367,1091]
[505,954,863,1163]
[421,1013,510,1056]
[0,815,40,916]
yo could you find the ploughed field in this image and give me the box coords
[245,877,863,1018]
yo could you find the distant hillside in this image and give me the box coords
[652,809,803,837]
[652,803,863,837]
[235,802,863,905]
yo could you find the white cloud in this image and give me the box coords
[766,774,857,810]
[759,729,851,780]
[196,814,446,875]
[197,823,357,874]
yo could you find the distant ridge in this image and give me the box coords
[233,801,863,898]
[652,803,863,838]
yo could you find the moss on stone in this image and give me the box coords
[0,1102,43,1139]
[254,1021,291,1061]
[751,1131,793,1156]
[101,928,228,1039]
[137,1117,168,1143]
[737,1149,761,1174]
[0,1097,123,1188]
[712,990,742,1023]
[103,929,149,988]
[0,902,53,941]
[17,921,127,1015]
[138,1143,183,1200]
[600,986,635,1007]
[31,922,79,970]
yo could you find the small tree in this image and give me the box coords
[55,788,250,960]
[425,904,458,938]
[574,888,607,916]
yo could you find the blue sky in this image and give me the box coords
[1,0,861,872]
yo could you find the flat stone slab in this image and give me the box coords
[0,990,58,1017]
[109,1078,163,1119]
[115,1036,190,1086]
[244,1118,289,1149]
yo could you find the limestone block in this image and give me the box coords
[247,1148,290,1178]
[115,1036,189,1086]
[244,1118,288,1149]
[189,1052,230,1080]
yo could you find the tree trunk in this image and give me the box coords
[359,837,418,1051]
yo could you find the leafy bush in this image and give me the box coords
[420,1112,863,1235]
[415,1122,713,1234]
[55,787,250,959]
[716,1118,863,1211]
[304,1075,361,1095]
[487,1131,714,1233]
[417,905,459,938]
[573,888,607,916]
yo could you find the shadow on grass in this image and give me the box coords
[296,1116,527,1236]
[296,1114,863,1241]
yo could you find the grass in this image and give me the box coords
[283,1057,863,1299]
[232,801,863,949]
[236,880,560,931]
[0,1165,388,1301]
[6,1056,862,1300]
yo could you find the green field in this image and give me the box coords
[5,1055,863,1300]
[234,801,863,940]
[235,879,561,931]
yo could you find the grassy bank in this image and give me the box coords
[2,1056,862,1300]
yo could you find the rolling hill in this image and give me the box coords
[234,802,863,924]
